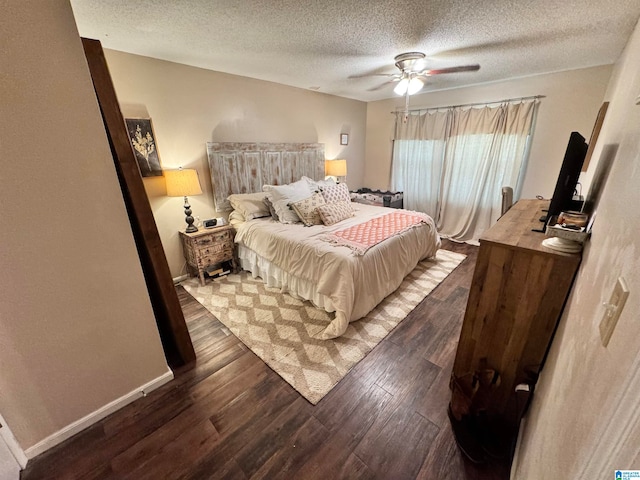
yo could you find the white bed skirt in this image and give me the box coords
[237,244,337,313]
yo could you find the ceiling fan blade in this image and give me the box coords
[420,64,480,76]
[348,72,398,79]
[367,79,400,91]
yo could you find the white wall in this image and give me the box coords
[103,50,368,278]
[513,18,640,478]
[364,66,612,199]
[0,1,169,452]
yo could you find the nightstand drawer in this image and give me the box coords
[198,242,230,257]
[198,249,234,267]
[198,241,233,255]
[194,229,230,246]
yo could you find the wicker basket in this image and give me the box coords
[545,224,589,243]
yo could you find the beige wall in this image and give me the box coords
[103,50,368,278]
[0,1,169,450]
[364,66,612,200]
[513,18,640,478]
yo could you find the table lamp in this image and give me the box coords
[325,159,347,183]
[165,167,203,233]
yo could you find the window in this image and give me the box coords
[391,100,539,241]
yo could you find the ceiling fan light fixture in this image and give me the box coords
[393,77,424,96]
[393,78,409,96]
[407,77,424,95]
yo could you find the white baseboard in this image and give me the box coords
[173,274,189,284]
[24,369,174,460]
[0,413,28,469]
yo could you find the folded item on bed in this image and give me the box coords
[323,210,430,255]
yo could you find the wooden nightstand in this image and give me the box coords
[179,225,237,286]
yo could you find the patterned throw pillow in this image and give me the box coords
[290,193,326,226]
[317,200,354,226]
[321,183,351,204]
[263,179,312,224]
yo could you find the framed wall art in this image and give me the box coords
[125,118,163,177]
[581,101,609,172]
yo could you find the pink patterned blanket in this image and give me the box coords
[324,211,431,255]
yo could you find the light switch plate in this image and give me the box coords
[599,277,630,347]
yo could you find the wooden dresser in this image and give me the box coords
[452,199,581,427]
[179,225,237,286]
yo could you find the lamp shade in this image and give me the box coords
[325,159,347,177]
[165,168,203,197]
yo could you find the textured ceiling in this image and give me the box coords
[70,0,640,102]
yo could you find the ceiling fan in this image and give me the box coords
[363,52,480,96]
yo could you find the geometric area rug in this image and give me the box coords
[181,248,466,404]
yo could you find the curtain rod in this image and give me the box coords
[391,95,545,114]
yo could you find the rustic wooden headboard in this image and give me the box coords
[206,142,325,211]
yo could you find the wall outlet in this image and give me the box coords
[599,277,630,347]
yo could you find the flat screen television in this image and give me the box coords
[535,131,588,231]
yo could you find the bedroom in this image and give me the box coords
[2,1,640,479]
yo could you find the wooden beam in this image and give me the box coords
[81,38,195,368]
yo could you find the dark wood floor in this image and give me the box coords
[21,240,509,480]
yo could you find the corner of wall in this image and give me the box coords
[23,370,174,460]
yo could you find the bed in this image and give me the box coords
[206,142,441,339]
[231,199,440,339]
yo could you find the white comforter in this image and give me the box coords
[233,203,441,339]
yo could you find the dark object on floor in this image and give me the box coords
[449,368,515,462]
[448,405,488,463]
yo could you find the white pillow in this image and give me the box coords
[263,179,312,224]
[228,210,246,228]
[227,192,270,220]
[302,175,336,191]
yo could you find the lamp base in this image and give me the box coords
[183,196,198,233]
[325,175,346,184]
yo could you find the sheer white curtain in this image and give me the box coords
[391,99,539,241]
[392,110,450,217]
